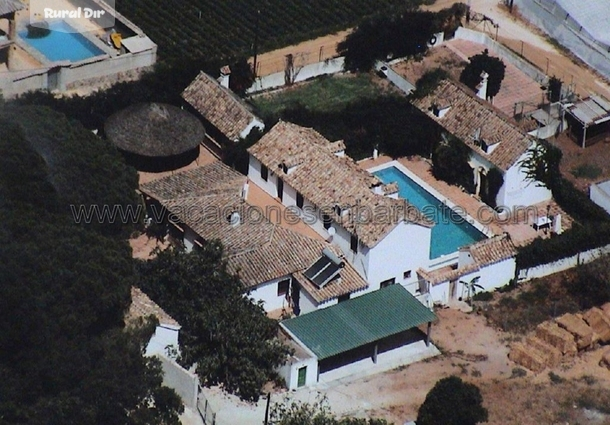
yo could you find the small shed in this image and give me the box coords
[105,103,205,172]
[280,285,437,389]
[563,95,610,147]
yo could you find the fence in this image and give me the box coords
[157,354,199,409]
[247,56,344,94]
[197,387,216,425]
[454,27,548,85]
[517,242,610,282]
[515,0,610,80]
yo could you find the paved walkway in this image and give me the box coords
[359,155,572,246]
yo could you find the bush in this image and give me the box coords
[516,223,610,269]
[417,376,488,425]
[472,291,493,302]
[411,68,449,99]
[571,163,602,180]
[459,49,506,99]
[548,371,565,384]
[511,367,527,378]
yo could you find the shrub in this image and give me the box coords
[459,49,506,99]
[511,367,527,378]
[417,376,488,425]
[472,291,493,302]
[411,68,449,99]
[571,163,602,180]
[548,371,565,384]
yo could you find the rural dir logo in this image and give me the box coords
[29,0,115,34]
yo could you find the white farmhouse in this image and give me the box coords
[140,161,368,316]
[247,121,434,295]
[412,79,552,210]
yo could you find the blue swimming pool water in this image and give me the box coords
[374,166,485,259]
[19,21,104,62]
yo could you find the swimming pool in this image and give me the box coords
[374,166,485,259]
[19,21,105,62]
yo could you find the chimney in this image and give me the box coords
[242,179,250,200]
[218,65,231,89]
[228,211,241,227]
[476,71,489,100]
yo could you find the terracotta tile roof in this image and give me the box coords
[466,233,517,266]
[140,162,368,303]
[411,80,532,171]
[248,122,433,247]
[127,287,180,327]
[417,264,480,286]
[417,234,516,286]
[182,71,260,141]
[0,0,24,16]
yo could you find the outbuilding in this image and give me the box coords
[105,102,204,172]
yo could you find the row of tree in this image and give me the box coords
[0,105,183,424]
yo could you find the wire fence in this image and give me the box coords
[197,386,216,425]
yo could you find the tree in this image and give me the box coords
[459,49,506,100]
[0,112,183,425]
[519,140,562,191]
[136,244,292,402]
[411,68,450,100]
[339,11,438,72]
[228,57,255,96]
[431,134,475,192]
[269,397,391,425]
[417,376,488,425]
[547,75,563,103]
[480,167,504,208]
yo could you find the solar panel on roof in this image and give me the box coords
[304,257,331,280]
[312,263,340,288]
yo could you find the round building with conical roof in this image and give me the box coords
[105,102,205,172]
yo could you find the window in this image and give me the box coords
[380,278,395,289]
[403,270,412,280]
[277,279,290,297]
[338,294,350,303]
[322,213,332,230]
[350,234,358,253]
[297,366,307,387]
[334,205,342,216]
[261,164,268,181]
[281,163,288,173]
[296,192,304,209]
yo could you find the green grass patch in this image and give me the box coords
[252,74,384,118]
[571,163,602,179]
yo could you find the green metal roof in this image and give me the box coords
[281,285,437,360]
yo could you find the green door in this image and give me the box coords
[297,366,307,387]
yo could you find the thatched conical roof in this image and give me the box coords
[0,0,24,16]
[105,103,204,157]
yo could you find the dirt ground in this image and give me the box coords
[357,307,610,424]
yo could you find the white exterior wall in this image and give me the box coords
[498,153,551,209]
[239,118,265,139]
[427,258,516,305]
[249,277,292,312]
[146,325,180,357]
[367,222,432,295]
[278,356,319,390]
[248,156,280,198]
[590,180,610,215]
[470,151,551,209]
[299,289,319,316]
[328,223,370,279]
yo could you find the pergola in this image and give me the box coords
[563,95,610,148]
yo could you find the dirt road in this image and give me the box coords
[250,0,610,99]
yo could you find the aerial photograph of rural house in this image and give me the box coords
[4,0,610,423]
